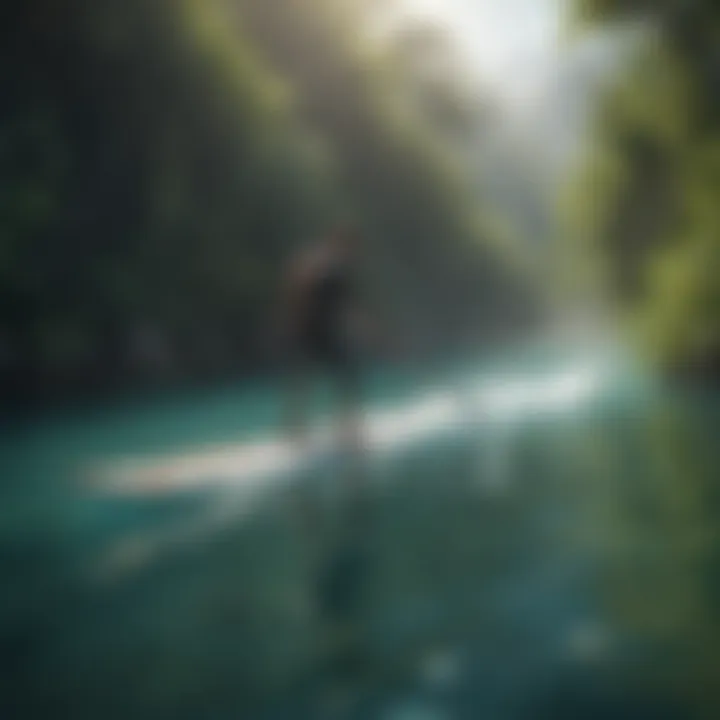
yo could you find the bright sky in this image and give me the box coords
[402,0,567,108]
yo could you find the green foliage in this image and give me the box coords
[0,0,537,403]
[567,0,720,372]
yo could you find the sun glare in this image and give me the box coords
[401,0,564,108]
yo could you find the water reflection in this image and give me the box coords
[3,356,720,718]
[577,392,720,720]
[91,362,605,580]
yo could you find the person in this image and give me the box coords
[279,225,369,453]
[279,228,376,703]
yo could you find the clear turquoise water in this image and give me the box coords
[2,344,719,719]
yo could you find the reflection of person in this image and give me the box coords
[279,226,369,451]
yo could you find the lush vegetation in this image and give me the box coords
[0,0,538,408]
[567,0,720,375]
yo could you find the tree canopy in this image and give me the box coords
[0,0,539,407]
[567,0,720,373]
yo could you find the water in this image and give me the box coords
[2,344,719,719]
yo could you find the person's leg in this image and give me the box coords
[331,357,370,524]
[335,361,363,454]
[283,353,324,542]
[285,352,311,442]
